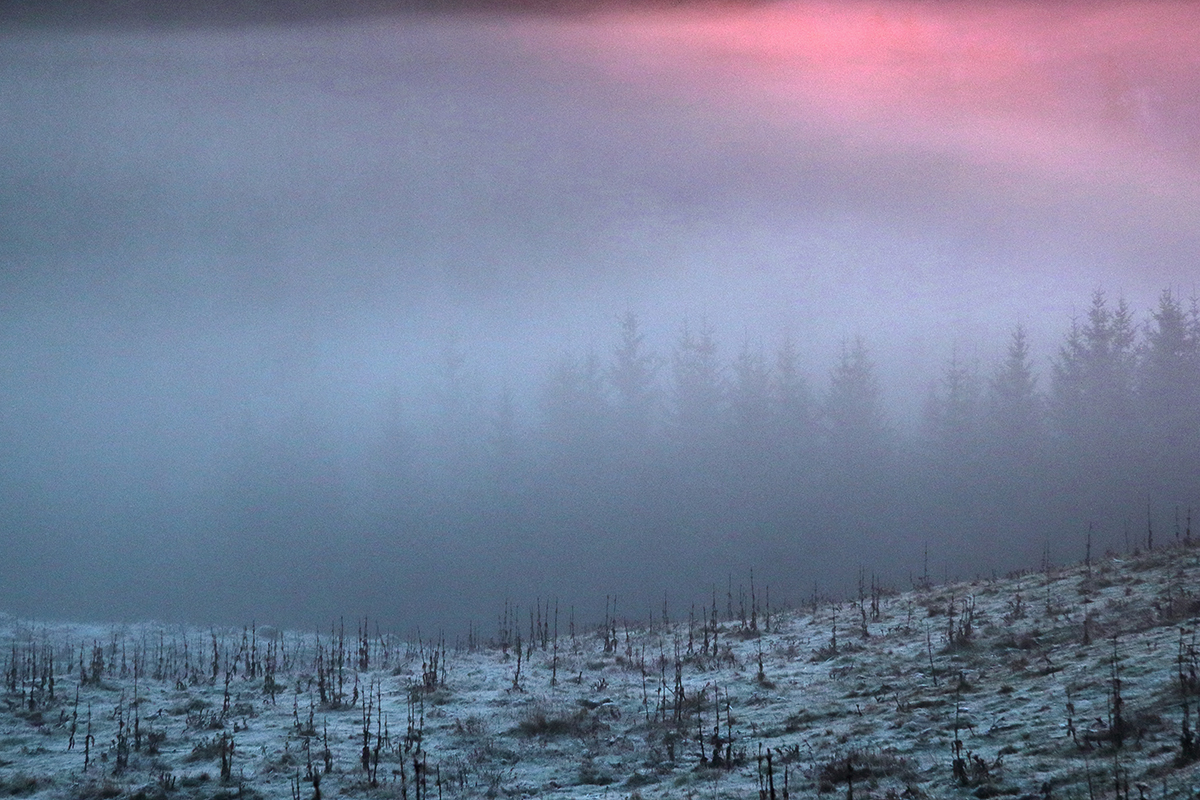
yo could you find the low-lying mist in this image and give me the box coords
[3,288,1198,635]
[2,1,1198,636]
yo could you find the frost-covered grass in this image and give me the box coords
[3,543,1200,799]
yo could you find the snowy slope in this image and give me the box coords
[3,543,1200,799]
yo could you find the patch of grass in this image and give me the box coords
[13,709,44,727]
[184,735,226,762]
[817,748,918,793]
[516,702,599,738]
[0,773,42,797]
[230,701,255,717]
[75,780,123,800]
[454,713,487,737]
[576,754,613,786]
[209,788,265,800]
[624,770,658,788]
[170,697,211,715]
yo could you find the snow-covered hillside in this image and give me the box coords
[3,543,1200,799]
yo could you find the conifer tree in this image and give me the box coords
[773,335,816,454]
[1139,289,1198,431]
[609,312,658,442]
[1137,289,1200,492]
[541,350,608,454]
[670,318,724,446]
[923,348,982,468]
[729,337,772,450]
[1051,290,1136,449]
[824,337,888,464]
[988,324,1043,455]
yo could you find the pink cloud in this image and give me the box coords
[524,1,1200,206]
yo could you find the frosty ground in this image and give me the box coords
[3,543,1200,800]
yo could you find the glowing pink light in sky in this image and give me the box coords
[524,2,1200,210]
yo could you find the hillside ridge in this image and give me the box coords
[3,542,1200,799]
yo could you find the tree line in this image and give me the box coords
[426,289,1189,584]
[219,287,1200,625]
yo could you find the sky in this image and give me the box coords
[1,0,1198,631]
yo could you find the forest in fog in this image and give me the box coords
[175,286,1199,632]
[4,1,1199,634]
